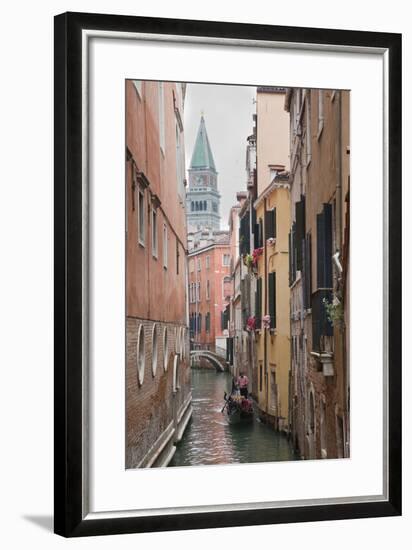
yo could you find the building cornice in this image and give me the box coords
[254,177,290,209]
[188,241,230,256]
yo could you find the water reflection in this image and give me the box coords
[170,369,298,467]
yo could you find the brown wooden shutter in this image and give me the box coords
[268,271,276,329]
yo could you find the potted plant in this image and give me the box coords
[323,295,344,327]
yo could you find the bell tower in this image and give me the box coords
[186,115,221,232]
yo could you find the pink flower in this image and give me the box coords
[252,247,263,265]
[246,316,257,332]
[262,314,271,329]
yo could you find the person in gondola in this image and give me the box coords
[237,372,249,398]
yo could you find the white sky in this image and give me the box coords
[183,83,256,229]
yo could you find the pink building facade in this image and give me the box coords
[125,80,192,468]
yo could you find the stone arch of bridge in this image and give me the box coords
[189,350,226,372]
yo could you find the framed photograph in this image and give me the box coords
[54,12,402,537]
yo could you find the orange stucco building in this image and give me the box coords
[188,239,231,352]
[125,80,192,468]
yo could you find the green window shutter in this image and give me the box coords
[288,232,292,287]
[295,197,305,271]
[292,222,297,283]
[316,211,325,287]
[268,271,276,329]
[323,203,333,288]
[304,233,312,309]
[265,209,275,239]
[316,203,332,290]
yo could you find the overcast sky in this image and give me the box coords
[183,83,256,229]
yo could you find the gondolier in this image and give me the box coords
[237,372,249,398]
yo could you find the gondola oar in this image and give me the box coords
[221,392,228,413]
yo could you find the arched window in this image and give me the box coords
[137,324,145,386]
[151,324,158,377]
[163,327,168,371]
[203,200,207,211]
[191,201,194,211]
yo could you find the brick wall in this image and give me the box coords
[126,317,191,468]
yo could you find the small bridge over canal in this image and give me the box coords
[189,349,228,372]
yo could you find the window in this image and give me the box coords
[176,238,179,274]
[137,324,145,386]
[158,82,165,153]
[254,218,263,249]
[306,90,312,164]
[197,282,200,302]
[206,280,210,300]
[303,233,312,310]
[206,312,210,333]
[151,324,158,377]
[176,124,185,199]
[222,254,230,267]
[137,186,145,246]
[316,203,332,288]
[265,208,276,239]
[151,208,158,258]
[206,255,210,269]
[295,197,306,271]
[163,224,168,268]
[198,313,202,332]
[223,276,231,299]
[239,210,250,255]
[212,202,218,213]
[197,258,201,271]
[132,80,142,98]
[259,362,263,392]
[163,327,168,371]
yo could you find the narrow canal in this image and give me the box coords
[170,369,298,467]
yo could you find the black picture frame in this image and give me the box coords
[54,11,402,537]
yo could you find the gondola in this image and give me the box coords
[221,391,254,424]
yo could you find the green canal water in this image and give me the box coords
[170,369,298,467]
